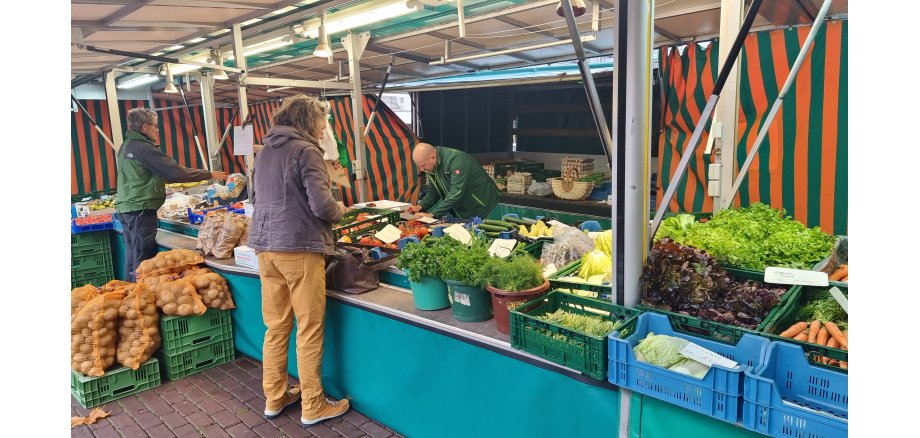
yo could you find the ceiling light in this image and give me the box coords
[117,74,159,89]
[225,37,294,60]
[164,64,178,93]
[211,49,229,80]
[300,0,419,39]
[186,37,206,44]
[313,12,332,58]
[241,18,263,26]
[166,45,184,51]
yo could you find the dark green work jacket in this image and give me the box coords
[418,146,500,219]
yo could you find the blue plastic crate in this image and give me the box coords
[588,181,612,200]
[187,205,230,224]
[608,312,769,424]
[742,342,847,437]
[71,220,114,234]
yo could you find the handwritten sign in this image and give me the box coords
[680,343,738,369]
[764,267,829,287]
[415,216,438,224]
[488,239,518,258]
[443,224,472,245]
[374,224,402,244]
[233,125,254,155]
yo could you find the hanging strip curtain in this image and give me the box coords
[330,95,419,206]
[656,20,847,235]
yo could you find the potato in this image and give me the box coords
[205,288,220,300]
[80,362,93,374]
[103,308,119,321]
[177,303,193,315]
[177,294,192,305]
[72,334,82,345]
[162,303,178,315]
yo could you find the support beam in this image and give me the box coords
[232,23,254,201]
[199,72,223,171]
[712,0,744,212]
[494,15,603,55]
[104,71,124,151]
[82,0,155,38]
[73,20,219,29]
[72,0,270,6]
[428,31,536,63]
[343,32,370,203]
[242,77,353,90]
[367,42,477,72]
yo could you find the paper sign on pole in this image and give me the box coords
[374,224,402,244]
[444,224,472,245]
[488,239,518,258]
[326,162,351,187]
[233,125,254,155]
[764,267,829,287]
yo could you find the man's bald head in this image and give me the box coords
[412,143,438,173]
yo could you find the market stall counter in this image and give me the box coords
[105,223,765,438]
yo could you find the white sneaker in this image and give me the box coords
[264,387,301,419]
[301,397,351,426]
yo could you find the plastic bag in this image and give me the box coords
[541,226,595,268]
[226,173,248,199]
[320,121,339,162]
[527,181,553,197]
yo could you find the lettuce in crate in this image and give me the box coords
[640,238,788,329]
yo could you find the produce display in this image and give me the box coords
[71,291,125,377]
[396,236,466,282]
[640,239,788,329]
[74,214,113,227]
[210,214,248,259]
[576,171,611,184]
[541,226,595,269]
[439,236,493,287]
[71,285,100,316]
[633,333,711,378]
[181,272,236,310]
[154,278,208,316]
[481,254,544,292]
[829,264,848,282]
[654,203,835,270]
[116,284,161,369]
[136,249,204,278]
[776,286,849,369]
[536,309,623,337]
[166,180,209,189]
[87,198,115,210]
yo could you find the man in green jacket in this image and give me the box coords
[408,143,499,219]
[115,108,226,281]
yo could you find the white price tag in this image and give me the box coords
[680,343,739,369]
[415,216,438,224]
[828,287,848,314]
[488,239,518,258]
[374,224,402,244]
[444,224,472,245]
[764,267,829,287]
[233,125,254,155]
[454,292,471,306]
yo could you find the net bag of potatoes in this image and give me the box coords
[71,285,99,318]
[183,272,236,310]
[136,249,205,279]
[100,279,132,292]
[71,291,126,377]
[155,278,208,316]
[211,215,247,259]
[116,284,161,369]
[197,211,227,254]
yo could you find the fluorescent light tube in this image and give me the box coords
[117,74,159,89]
[301,0,419,39]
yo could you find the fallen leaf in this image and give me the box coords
[71,407,110,428]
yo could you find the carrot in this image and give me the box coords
[793,332,808,341]
[839,361,848,370]
[780,322,808,338]
[841,276,847,282]
[827,337,839,349]
[824,321,848,349]
[808,320,820,343]
[843,330,848,339]
[829,264,848,281]
[816,327,829,346]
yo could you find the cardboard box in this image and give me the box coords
[234,246,258,270]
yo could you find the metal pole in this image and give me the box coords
[103,71,124,151]
[71,95,115,149]
[712,0,745,213]
[363,55,395,138]
[724,0,833,207]
[177,82,211,171]
[215,107,241,154]
[648,0,764,244]
[199,71,223,171]
[559,0,613,166]
[231,24,253,201]
[343,32,370,203]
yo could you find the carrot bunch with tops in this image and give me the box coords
[780,320,848,369]
[829,264,848,282]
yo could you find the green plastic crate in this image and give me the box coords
[160,309,233,356]
[71,358,161,408]
[333,207,401,240]
[72,264,114,281]
[157,338,235,380]
[509,291,640,380]
[71,252,113,273]
[72,273,114,289]
[639,268,799,345]
[71,231,111,249]
[757,284,848,367]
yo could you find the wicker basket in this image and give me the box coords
[550,168,594,200]
[562,157,595,177]
[507,172,533,194]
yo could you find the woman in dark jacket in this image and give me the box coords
[247,94,350,426]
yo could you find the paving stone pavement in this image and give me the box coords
[71,357,404,438]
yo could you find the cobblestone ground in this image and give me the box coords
[71,356,403,438]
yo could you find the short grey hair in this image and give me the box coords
[127,107,158,131]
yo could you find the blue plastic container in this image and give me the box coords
[499,231,513,239]
[71,221,114,234]
[608,313,769,424]
[578,220,602,232]
[588,181,612,201]
[742,342,847,437]
[431,227,445,238]
[186,205,231,224]
[397,236,420,251]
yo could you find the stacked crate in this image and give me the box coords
[71,231,114,288]
[71,359,162,408]
[507,172,533,194]
[156,308,235,380]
